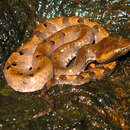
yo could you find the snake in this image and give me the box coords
[4,16,130,93]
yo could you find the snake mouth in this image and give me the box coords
[66,57,76,67]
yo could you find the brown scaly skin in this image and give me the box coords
[4,16,108,92]
[53,61,117,86]
[4,16,130,93]
[53,37,130,85]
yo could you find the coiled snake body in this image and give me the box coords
[4,16,130,92]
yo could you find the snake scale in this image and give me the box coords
[4,16,130,92]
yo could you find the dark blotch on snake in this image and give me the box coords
[50,40,55,45]
[37,67,40,70]
[88,71,95,77]
[77,18,84,24]
[92,40,96,44]
[19,51,23,55]
[12,63,17,66]
[78,75,84,80]
[44,23,47,27]
[6,66,11,70]
[43,39,47,43]
[59,75,67,80]
[29,67,32,71]
[62,32,65,36]
[36,55,40,58]
[29,74,34,77]
[18,72,23,75]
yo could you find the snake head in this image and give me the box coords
[96,37,130,63]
